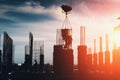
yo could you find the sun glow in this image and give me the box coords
[115,32,120,48]
[114,25,120,48]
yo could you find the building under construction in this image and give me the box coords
[53,5,73,75]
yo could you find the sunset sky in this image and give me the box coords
[0,0,120,64]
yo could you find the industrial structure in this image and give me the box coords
[98,37,103,71]
[105,34,110,73]
[93,39,97,72]
[53,5,73,75]
[78,26,87,75]
[87,48,92,72]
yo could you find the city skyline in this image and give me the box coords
[0,0,120,64]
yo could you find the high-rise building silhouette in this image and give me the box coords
[29,32,33,72]
[105,34,110,74]
[78,26,87,75]
[0,35,1,73]
[93,39,97,72]
[53,29,73,75]
[24,45,30,72]
[98,37,103,72]
[0,50,1,73]
[3,32,13,73]
[40,45,44,73]
[33,41,40,65]
[105,34,110,64]
[24,34,44,73]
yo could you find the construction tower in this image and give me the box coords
[53,5,73,75]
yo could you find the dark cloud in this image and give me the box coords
[38,0,56,7]
[4,10,57,22]
[0,0,28,6]
[0,0,56,7]
[0,0,74,7]
[0,0,58,24]
[0,18,15,24]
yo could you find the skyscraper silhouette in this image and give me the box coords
[53,5,73,76]
[40,46,44,73]
[29,32,33,72]
[53,29,73,75]
[0,50,1,73]
[98,37,103,72]
[93,39,98,72]
[53,45,73,75]
[105,34,110,74]
[3,32,13,73]
[24,45,30,72]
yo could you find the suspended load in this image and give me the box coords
[61,5,72,49]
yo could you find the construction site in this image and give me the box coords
[1,4,120,80]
